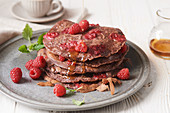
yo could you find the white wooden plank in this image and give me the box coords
[83,0,112,26]
[15,103,49,113]
[0,93,15,113]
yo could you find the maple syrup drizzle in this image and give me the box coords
[80,53,86,74]
[69,51,79,61]
[67,49,87,76]
[150,39,170,58]
[66,51,79,76]
[67,61,76,75]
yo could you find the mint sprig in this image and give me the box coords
[72,99,85,106]
[18,24,47,53]
[72,96,85,106]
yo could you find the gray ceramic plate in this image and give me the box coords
[0,29,150,111]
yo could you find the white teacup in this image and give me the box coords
[21,0,62,18]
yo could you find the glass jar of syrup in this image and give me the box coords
[149,8,170,60]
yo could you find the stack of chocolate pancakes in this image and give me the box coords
[38,20,128,91]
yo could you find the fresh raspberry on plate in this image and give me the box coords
[53,84,66,97]
[117,68,130,80]
[75,40,88,52]
[33,56,46,68]
[68,23,81,34]
[59,55,66,62]
[10,67,22,83]
[25,59,34,70]
[79,20,89,31]
[29,67,41,79]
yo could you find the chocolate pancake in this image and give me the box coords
[45,58,124,75]
[46,46,128,68]
[37,48,126,74]
[44,68,120,83]
[43,20,126,61]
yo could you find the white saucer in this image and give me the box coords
[11,1,65,23]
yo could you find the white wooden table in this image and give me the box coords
[0,0,170,113]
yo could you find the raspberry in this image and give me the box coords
[75,83,81,88]
[60,41,78,52]
[93,73,107,79]
[33,56,46,68]
[29,67,41,79]
[89,45,105,55]
[67,60,72,65]
[25,59,34,70]
[53,84,66,97]
[43,32,59,40]
[109,33,126,42]
[79,20,89,31]
[10,67,22,83]
[67,60,76,66]
[99,74,107,78]
[89,24,99,27]
[68,23,81,34]
[117,68,130,80]
[118,44,127,54]
[61,28,69,34]
[75,40,88,52]
[84,29,101,40]
[59,55,65,61]
[66,40,78,51]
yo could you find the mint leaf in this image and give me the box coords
[33,44,45,51]
[37,32,47,45]
[18,45,30,53]
[19,24,46,53]
[28,44,44,51]
[22,24,32,43]
[28,43,36,50]
[72,99,85,106]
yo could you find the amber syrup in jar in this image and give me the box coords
[149,39,170,59]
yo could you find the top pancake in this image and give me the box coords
[43,20,126,61]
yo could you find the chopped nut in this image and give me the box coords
[107,77,115,95]
[77,84,99,93]
[44,75,52,82]
[55,66,61,72]
[51,80,59,84]
[37,82,54,87]
[102,78,108,84]
[96,83,109,92]
[117,79,122,85]
[51,67,56,72]
[111,78,122,84]
[43,75,59,84]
